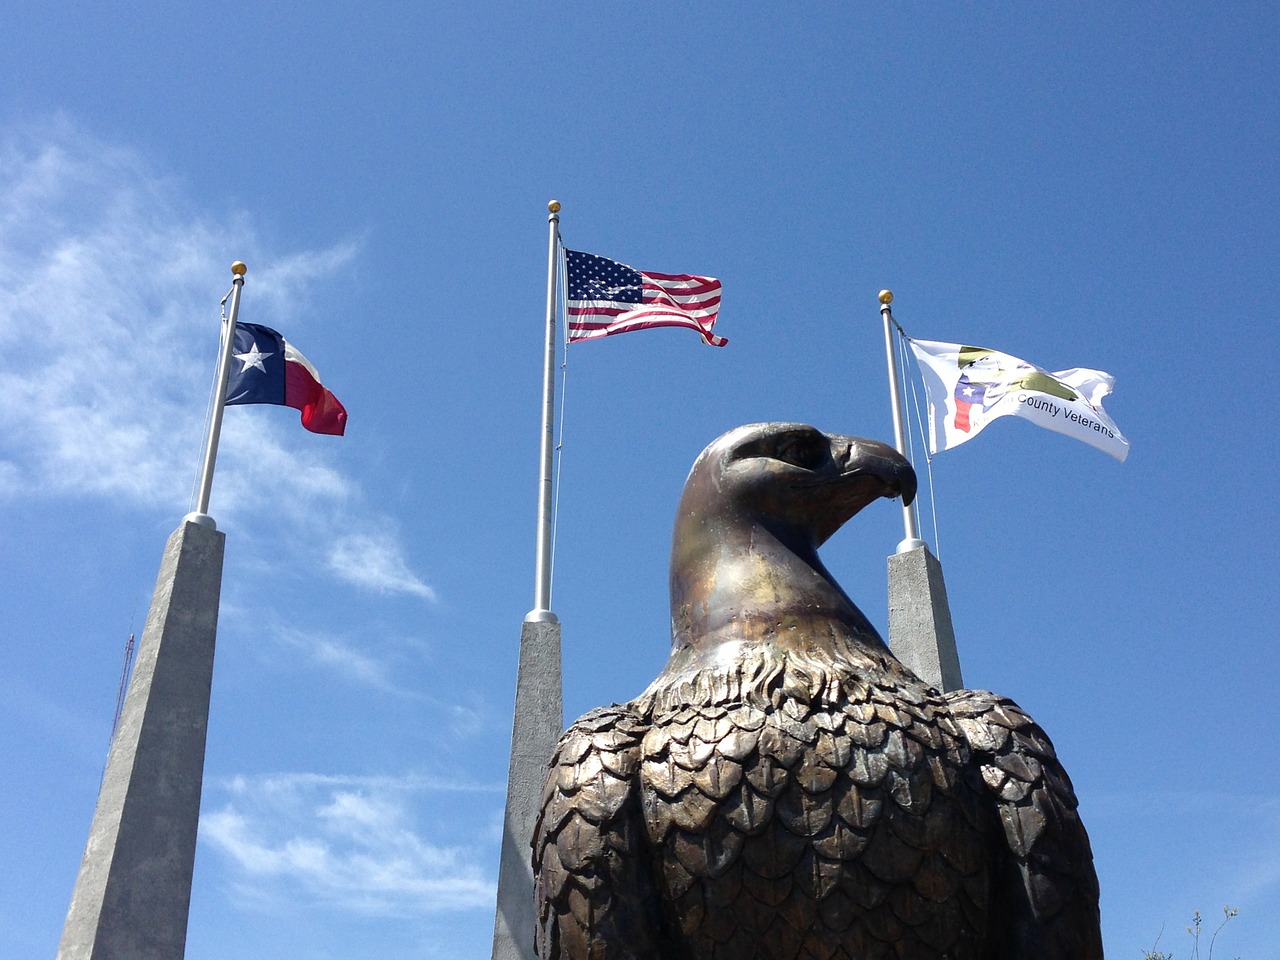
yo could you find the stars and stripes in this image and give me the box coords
[565,249,726,347]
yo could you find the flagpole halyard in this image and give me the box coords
[185,261,246,530]
[880,290,926,554]
[528,202,561,622]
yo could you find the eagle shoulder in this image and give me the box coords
[945,689,1103,960]
[533,704,670,959]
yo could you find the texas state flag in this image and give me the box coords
[225,322,347,435]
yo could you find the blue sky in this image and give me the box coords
[2,3,1276,958]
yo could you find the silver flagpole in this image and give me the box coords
[528,201,561,621]
[493,202,565,960]
[185,261,247,531]
[879,290,926,553]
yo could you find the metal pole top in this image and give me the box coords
[548,199,561,215]
[879,289,893,305]
[231,261,247,277]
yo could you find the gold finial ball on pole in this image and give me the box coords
[548,200,561,213]
[231,261,247,277]
[879,289,893,305]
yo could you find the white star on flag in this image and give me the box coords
[234,343,272,373]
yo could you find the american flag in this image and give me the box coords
[564,249,726,347]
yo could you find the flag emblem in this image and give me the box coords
[565,249,726,346]
[225,322,348,436]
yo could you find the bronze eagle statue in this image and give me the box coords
[534,423,1102,960]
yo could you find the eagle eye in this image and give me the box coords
[774,433,826,469]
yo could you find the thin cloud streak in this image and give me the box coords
[1234,799,1280,904]
[223,772,501,794]
[272,624,412,696]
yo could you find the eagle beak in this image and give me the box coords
[838,437,917,507]
[804,435,917,547]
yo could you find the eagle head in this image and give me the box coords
[676,422,915,551]
[666,423,915,667]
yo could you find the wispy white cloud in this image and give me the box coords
[0,128,211,505]
[328,533,438,601]
[0,119,432,602]
[201,772,496,915]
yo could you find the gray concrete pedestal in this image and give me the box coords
[57,520,225,960]
[888,544,964,693]
[491,617,563,960]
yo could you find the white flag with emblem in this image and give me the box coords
[907,338,1129,462]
